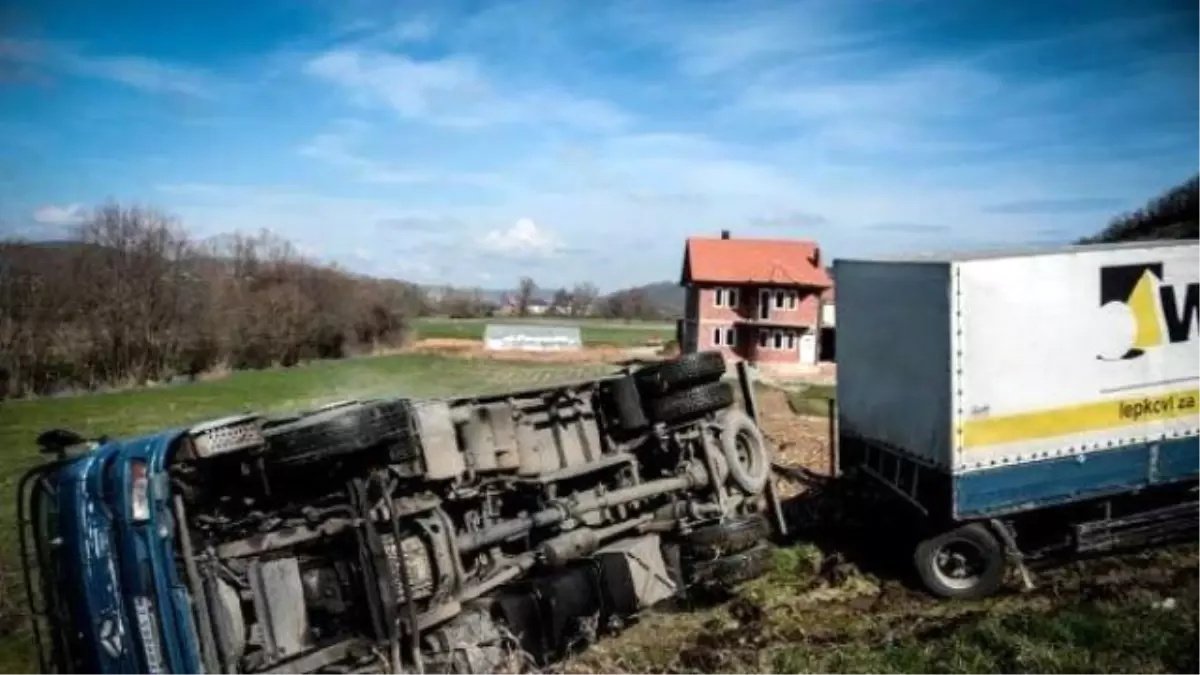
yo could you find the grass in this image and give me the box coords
[563,543,1199,674]
[786,383,837,417]
[413,316,674,346]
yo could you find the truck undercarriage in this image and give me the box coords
[21,352,778,674]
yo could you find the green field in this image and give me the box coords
[786,382,837,417]
[0,353,1195,673]
[413,316,674,346]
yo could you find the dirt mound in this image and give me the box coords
[753,386,833,499]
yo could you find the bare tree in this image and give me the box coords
[0,201,422,398]
[569,282,598,317]
[516,276,537,317]
[550,287,570,315]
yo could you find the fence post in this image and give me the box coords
[737,361,789,538]
[827,397,839,477]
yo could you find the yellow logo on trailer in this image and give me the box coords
[1098,263,1199,361]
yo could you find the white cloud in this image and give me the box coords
[296,121,507,188]
[0,38,216,98]
[303,48,629,130]
[479,218,559,257]
[32,204,88,226]
[392,17,436,43]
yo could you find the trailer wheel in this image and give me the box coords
[914,523,1006,599]
[648,381,734,424]
[635,351,726,395]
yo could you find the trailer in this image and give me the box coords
[834,240,1199,598]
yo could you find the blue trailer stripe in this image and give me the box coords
[955,436,1199,519]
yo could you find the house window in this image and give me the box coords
[726,327,737,346]
[786,291,798,310]
[713,287,739,308]
[712,327,723,345]
[774,290,785,309]
[773,330,784,349]
[758,289,770,320]
[786,331,796,349]
[758,330,769,348]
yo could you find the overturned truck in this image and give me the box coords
[19,352,776,674]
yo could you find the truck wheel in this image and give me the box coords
[914,523,1006,600]
[680,514,770,560]
[688,540,774,589]
[635,351,726,395]
[717,410,770,494]
[648,381,734,424]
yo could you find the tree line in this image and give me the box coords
[0,203,423,398]
[1081,175,1199,243]
[429,277,666,321]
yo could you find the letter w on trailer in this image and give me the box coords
[834,240,1199,599]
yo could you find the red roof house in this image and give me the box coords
[678,230,832,366]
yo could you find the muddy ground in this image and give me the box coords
[552,391,1200,674]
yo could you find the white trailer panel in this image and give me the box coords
[953,242,1198,471]
[837,241,1199,489]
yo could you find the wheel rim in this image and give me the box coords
[931,539,987,591]
[734,433,753,468]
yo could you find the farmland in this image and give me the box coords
[0,352,1194,673]
[413,316,674,346]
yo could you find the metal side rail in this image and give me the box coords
[1075,499,1200,554]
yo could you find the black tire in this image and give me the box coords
[265,398,413,467]
[914,523,1007,600]
[717,410,771,494]
[648,381,734,423]
[688,540,774,589]
[680,514,770,560]
[601,376,648,431]
[635,351,726,396]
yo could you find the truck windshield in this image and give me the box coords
[18,465,79,673]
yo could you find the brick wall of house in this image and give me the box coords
[750,326,817,364]
[743,287,821,325]
[693,284,822,325]
[686,284,823,365]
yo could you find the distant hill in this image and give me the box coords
[601,281,685,318]
[1081,176,1199,244]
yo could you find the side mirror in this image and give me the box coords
[36,428,87,455]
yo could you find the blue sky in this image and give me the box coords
[1,0,1196,290]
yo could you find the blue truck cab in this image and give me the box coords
[20,428,203,674]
